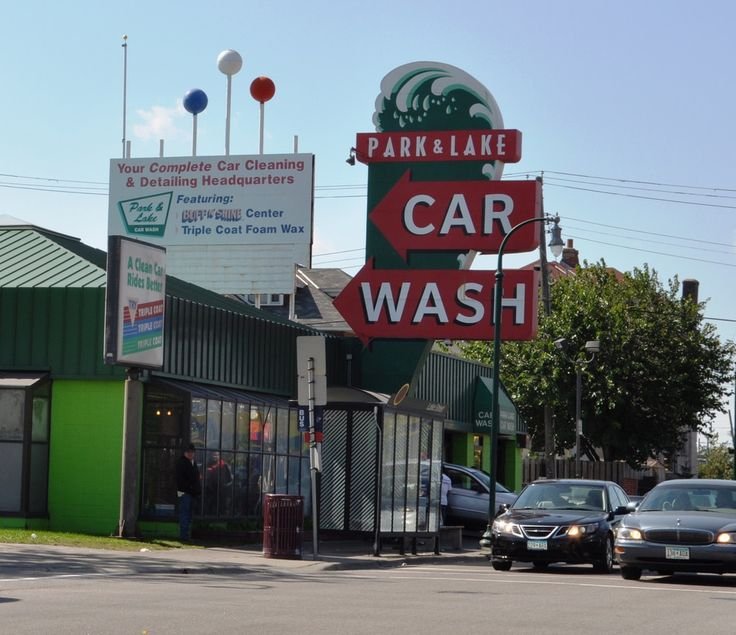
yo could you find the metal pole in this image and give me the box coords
[307,357,319,559]
[119,368,142,537]
[372,406,383,557]
[488,266,504,523]
[537,178,556,479]
[225,74,232,156]
[121,35,128,159]
[192,114,198,157]
[575,365,582,478]
[488,215,553,526]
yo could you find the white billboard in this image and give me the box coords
[108,154,314,295]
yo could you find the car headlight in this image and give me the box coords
[716,532,736,544]
[616,527,643,541]
[492,518,522,537]
[566,522,599,537]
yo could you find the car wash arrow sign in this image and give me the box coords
[370,171,541,259]
[335,61,543,347]
[333,259,539,345]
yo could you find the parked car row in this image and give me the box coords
[483,476,736,583]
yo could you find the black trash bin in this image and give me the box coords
[262,494,304,559]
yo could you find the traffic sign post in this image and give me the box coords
[296,336,326,559]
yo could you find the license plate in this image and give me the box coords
[665,546,690,560]
[527,540,548,551]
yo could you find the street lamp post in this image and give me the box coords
[555,338,600,477]
[486,214,564,527]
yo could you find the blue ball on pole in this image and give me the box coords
[183,89,208,115]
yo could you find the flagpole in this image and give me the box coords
[121,35,128,158]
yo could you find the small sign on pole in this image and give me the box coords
[296,336,327,559]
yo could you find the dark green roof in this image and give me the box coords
[0,219,306,328]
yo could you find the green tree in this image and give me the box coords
[461,261,736,467]
[699,435,734,479]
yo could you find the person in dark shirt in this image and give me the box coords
[175,443,201,541]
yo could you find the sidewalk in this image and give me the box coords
[0,534,487,580]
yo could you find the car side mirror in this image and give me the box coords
[498,503,510,514]
[614,505,631,515]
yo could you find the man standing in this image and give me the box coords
[176,443,201,541]
[440,471,452,525]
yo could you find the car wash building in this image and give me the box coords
[0,61,534,543]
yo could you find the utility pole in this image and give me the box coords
[537,177,556,478]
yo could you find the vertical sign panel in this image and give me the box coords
[105,236,166,369]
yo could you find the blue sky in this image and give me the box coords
[2,1,735,439]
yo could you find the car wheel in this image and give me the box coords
[593,535,614,573]
[492,560,512,571]
[620,565,642,581]
[532,561,549,570]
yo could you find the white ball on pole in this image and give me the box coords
[217,49,243,76]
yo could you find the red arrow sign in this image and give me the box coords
[333,259,539,345]
[370,172,541,259]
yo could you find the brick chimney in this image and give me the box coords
[562,239,579,267]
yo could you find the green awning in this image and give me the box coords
[473,376,520,437]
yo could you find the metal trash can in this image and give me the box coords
[262,494,304,559]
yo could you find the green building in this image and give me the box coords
[0,216,526,539]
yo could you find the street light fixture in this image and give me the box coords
[486,214,563,528]
[554,337,601,477]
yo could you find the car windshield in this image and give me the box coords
[638,485,736,513]
[470,469,511,493]
[513,483,605,511]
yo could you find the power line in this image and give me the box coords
[565,217,735,248]
[566,233,736,268]
[546,182,736,210]
[543,175,736,201]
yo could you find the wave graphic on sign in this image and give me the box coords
[373,61,505,180]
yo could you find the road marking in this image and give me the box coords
[321,568,736,595]
[0,572,107,583]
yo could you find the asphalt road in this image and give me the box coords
[2,551,736,634]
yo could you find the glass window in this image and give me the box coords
[190,398,207,447]
[236,403,250,452]
[249,406,264,452]
[276,408,289,455]
[206,400,222,449]
[221,402,235,450]
[275,455,288,494]
[31,396,49,442]
[263,407,275,453]
[0,443,23,511]
[28,443,49,513]
[141,384,301,526]
[288,408,301,455]
[0,379,50,515]
[0,390,24,441]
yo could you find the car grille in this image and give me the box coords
[521,525,558,539]
[644,529,714,545]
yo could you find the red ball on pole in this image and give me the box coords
[250,76,276,103]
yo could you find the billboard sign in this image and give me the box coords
[104,236,166,369]
[108,153,314,246]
